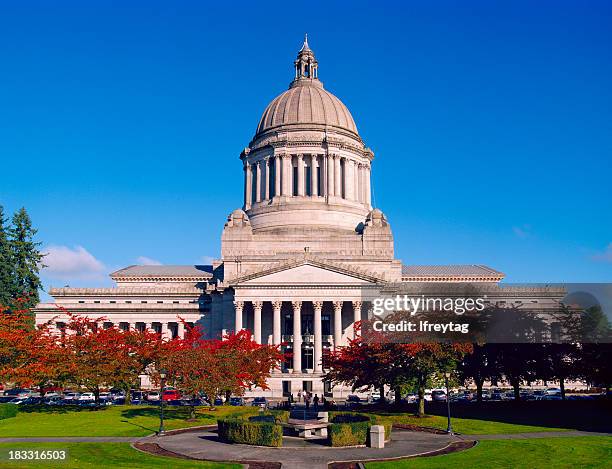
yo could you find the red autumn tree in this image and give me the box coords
[160,326,282,413]
[0,298,68,395]
[56,313,140,406]
[326,333,472,416]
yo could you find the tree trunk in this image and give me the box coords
[560,378,566,400]
[476,378,484,403]
[512,379,520,401]
[417,379,425,417]
[94,388,100,408]
[190,404,196,420]
[39,384,45,398]
[225,390,231,405]
[379,384,385,404]
[394,385,401,406]
[124,384,132,405]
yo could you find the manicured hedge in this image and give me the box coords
[0,404,18,420]
[218,417,283,447]
[328,413,392,447]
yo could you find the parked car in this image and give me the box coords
[44,396,64,406]
[131,391,146,401]
[404,393,418,403]
[251,397,268,408]
[63,392,81,402]
[431,390,447,402]
[147,392,161,401]
[3,388,30,398]
[346,395,361,403]
[546,387,562,395]
[162,389,181,401]
[8,397,29,405]
[229,397,245,406]
[78,393,95,401]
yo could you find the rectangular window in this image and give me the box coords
[269,162,276,197]
[251,164,258,203]
[292,166,298,196]
[305,166,312,196]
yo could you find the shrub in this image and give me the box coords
[327,413,392,446]
[329,420,369,446]
[0,404,18,420]
[217,418,283,447]
[328,413,371,447]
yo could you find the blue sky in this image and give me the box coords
[0,0,610,295]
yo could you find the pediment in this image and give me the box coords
[229,257,385,286]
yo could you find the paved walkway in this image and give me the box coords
[142,428,457,469]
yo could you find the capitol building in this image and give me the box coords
[35,37,564,397]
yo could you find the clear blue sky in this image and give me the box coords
[0,0,610,294]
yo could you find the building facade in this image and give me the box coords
[35,37,565,397]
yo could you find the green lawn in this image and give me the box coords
[368,412,570,434]
[0,442,238,468]
[366,437,612,469]
[0,405,257,437]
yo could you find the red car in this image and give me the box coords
[162,389,181,401]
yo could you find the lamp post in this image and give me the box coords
[444,371,453,435]
[158,369,167,436]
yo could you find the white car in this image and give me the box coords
[63,392,81,401]
[545,388,562,395]
[147,392,161,401]
[79,393,95,401]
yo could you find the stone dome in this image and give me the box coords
[256,81,358,136]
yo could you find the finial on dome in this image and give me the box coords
[301,33,309,51]
[294,34,318,81]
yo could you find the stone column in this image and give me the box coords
[253,301,263,343]
[333,301,343,349]
[311,155,318,196]
[365,165,371,207]
[234,300,244,332]
[274,155,281,198]
[292,301,302,373]
[244,163,252,209]
[264,158,270,200]
[327,154,335,196]
[255,162,262,203]
[129,322,136,331]
[272,301,282,345]
[334,155,342,198]
[161,322,170,340]
[281,154,291,196]
[355,163,362,202]
[313,301,323,372]
[352,301,362,338]
[345,159,355,201]
[177,321,185,339]
[297,154,305,196]
[145,322,152,332]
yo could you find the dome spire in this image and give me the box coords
[294,34,318,82]
[300,33,310,51]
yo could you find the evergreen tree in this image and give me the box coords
[0,206,14,307]
[9,208,44,309]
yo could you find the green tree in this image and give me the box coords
[0,206,14,307]
[9,208,44,309]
